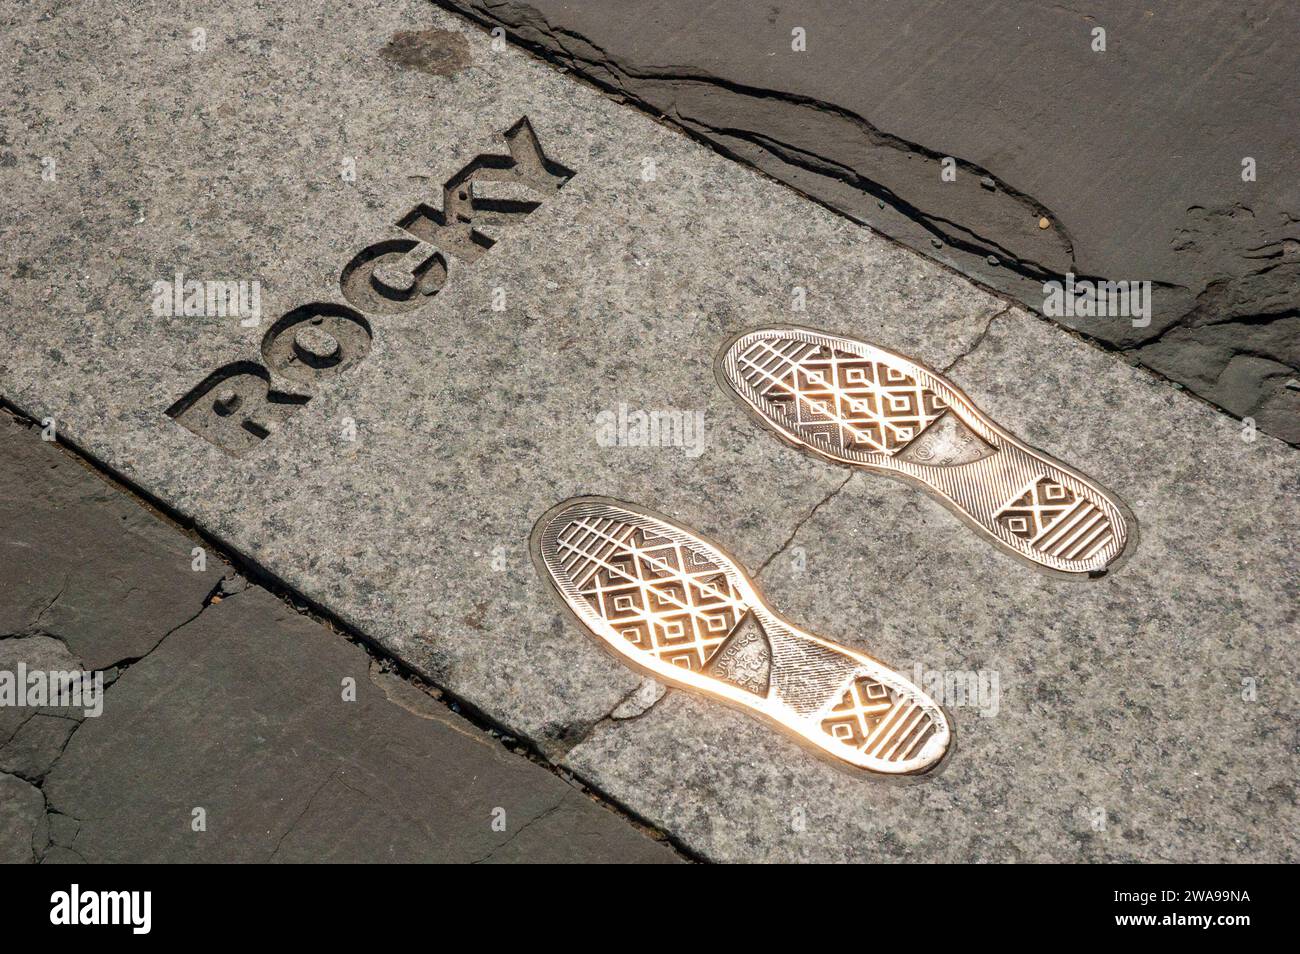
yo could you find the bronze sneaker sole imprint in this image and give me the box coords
[718,326,1133,577]
[534,497,951,775]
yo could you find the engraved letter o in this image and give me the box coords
[261,303,373,385]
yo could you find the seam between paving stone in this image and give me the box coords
[0,401,701,863]
[429,1,1295,445]
[433,1,1081,278]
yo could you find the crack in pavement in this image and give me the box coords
[3,714,81,787]
[106,576,237,675]
[756,472,855,578]
[267,767,342,862]
[0,468,244,862]
[3,594,225,859]
[31,580,68,630]
[551,701,629,761]
[944,305,1015,375]
[561,677,670,757]
[469,791,567,864]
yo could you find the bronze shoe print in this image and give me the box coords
[718,326,1132,577]
[533,497,951,775]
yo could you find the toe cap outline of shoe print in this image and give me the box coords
[532,496,951,776]
[717,325,1135,578]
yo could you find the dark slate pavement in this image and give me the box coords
[436,0,1300,444]
[0,411,680,863]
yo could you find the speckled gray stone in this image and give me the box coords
[2,0,1293,863]
[564,309,1299,862]
[0,0,1001,756]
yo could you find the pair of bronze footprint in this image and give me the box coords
[532,327,1132,775]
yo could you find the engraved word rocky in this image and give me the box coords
[166,117,574,456]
